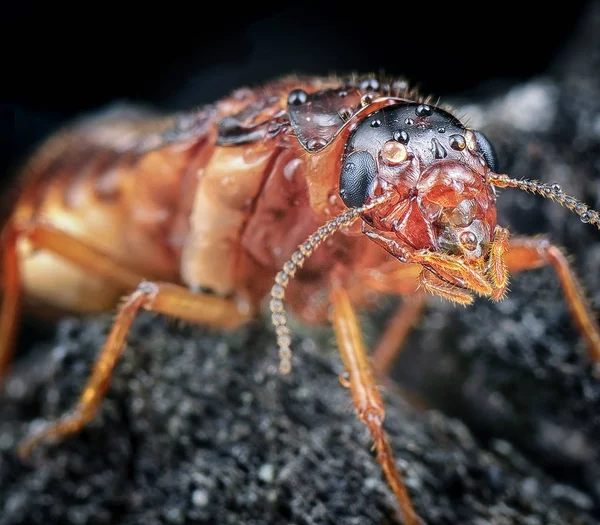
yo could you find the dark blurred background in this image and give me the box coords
[0,1,594,181]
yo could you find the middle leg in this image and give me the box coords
[371,295,427,379]
[354,262,427,379]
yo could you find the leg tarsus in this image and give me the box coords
[17,283,153,458]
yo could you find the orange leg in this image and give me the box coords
[371,295,427,379]
[505,236,600,362]
[0,220,145,382]
[353,262,427,379]
[330,279,420,525]
[17,280,250,458]
[0,223,22,381]
[0,220,251,456]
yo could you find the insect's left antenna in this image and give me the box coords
[270,194,391,375]
[490,173,600,229]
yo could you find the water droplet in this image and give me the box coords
[306,137,327,151]
[416,104,432,117]
[431,138,447,159]
[338,106,353,120]
[392,79,409,92]
[360,94,374,106]
[550,183,563,194]
[459,231,478,250]
[360,78,380,91]
[405,118,414,125]
[393,130,410,143]
[580,211,592,223]
[449,134,466,151]
[287,89,308,106]
[381,140,408,165]
[370,119,382,128]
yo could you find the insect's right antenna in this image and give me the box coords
[490,173,600,229]
[270,194,391,375]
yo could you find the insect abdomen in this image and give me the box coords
[10,105,218,312]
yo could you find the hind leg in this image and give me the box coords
[17,280,250,457]
[0,220,252,456]
[0,220,143,382]
[0,223,23,381]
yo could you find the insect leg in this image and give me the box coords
[0,223,23,382]
[371,295,427,379]
[505,236,600,362]
[329,278,420,525]
[0,220,251,456]
[0,219,146,382]
[17,280,251,458]
[347,262,427,378]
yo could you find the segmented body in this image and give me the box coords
[11,75,423,323]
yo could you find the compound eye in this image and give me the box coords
[474,130,499,172]
[339,151,377,208]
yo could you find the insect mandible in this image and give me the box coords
[1,74,600,525]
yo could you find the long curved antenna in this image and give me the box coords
[270,194,391,375]
[490,173,600,228]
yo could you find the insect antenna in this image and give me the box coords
[490,174,600,229]
[269,194,391,375]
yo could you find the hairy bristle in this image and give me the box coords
[490,174,600,229]
[270,194,390,374]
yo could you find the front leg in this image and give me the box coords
[329,278,420,525]
[505,236,600,363]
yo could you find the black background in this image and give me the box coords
[0,1,593,179]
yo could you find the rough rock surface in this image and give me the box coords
[0,316,598,525]
[1,4,600,525]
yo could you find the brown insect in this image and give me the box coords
[1,74,599,525]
